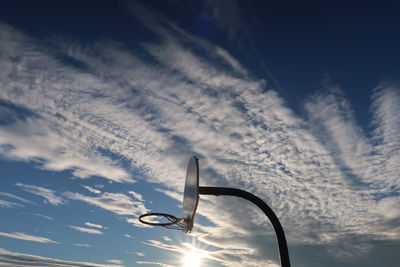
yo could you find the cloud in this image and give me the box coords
[69,226,103,235]
[33,213,54,220]
[0,117,132,183]
[0,250,124,267]
[0,24,132,183]
[82,185,102,194]
[0,191,35,208]
[0,192,35,205]
[0,199,22,208]
[128,191,144,202]
[15,183,67,206]
[136,261,175,267]
[162,236,172,242]
[0,232,59,244]
[65,192,148,227]
[370,84,400,191]
[105,259,124,265]
[123,234,134,239]
[74,243,91,247]
[142,240,183,254]
[84,222,106,229]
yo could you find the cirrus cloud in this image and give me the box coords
[0,232,59,244]
[69,226,103,235]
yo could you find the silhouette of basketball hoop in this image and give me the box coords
[139,156,291,267]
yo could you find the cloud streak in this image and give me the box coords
[0,250,123,267]
[65,192,148,227]
[0,232,59,244]
[84,222,106,229]
[74,243,91,247]
[69,226,103,235]
[0,199,22,208]
[0,192,34,205]
[15,183,67,206]
[33,213,54,220]
[82,185,102,194]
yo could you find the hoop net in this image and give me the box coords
[139,213,187,231]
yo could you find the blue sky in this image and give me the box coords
[0,0,399,266]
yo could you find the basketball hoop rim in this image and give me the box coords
[139,212,185,226]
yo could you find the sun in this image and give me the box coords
[183,249,203,267]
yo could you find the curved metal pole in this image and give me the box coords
[199,186,291,267]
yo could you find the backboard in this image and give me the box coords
[182,156,199,233]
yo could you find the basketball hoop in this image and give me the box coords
[138,156,199,233]
[138,156,291,267]
[138,212,186,230]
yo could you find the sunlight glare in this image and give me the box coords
[183,249,202,267]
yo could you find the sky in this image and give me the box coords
[0,0,399,266]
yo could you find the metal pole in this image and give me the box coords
[199,186,291,267]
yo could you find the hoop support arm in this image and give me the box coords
[199,186,291,267]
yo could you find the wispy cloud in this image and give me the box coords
[82,185,102,194]
[162,236,172,242]
[128,191,144,202]
[69,226,103,235]
[15,183,67,206]
[65,192,148,227]
[136,261,176,267]
[0,23,132,183]
[33,213,54,220]
[0,199,22,208]
[74,243,91,247]
[106,259,124,266]
[0,250,124,267]
[0,232,59,244]
[85,222,106,229]
[370,84,400,191]
[0,192,35,205]
[142,240,182,254]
